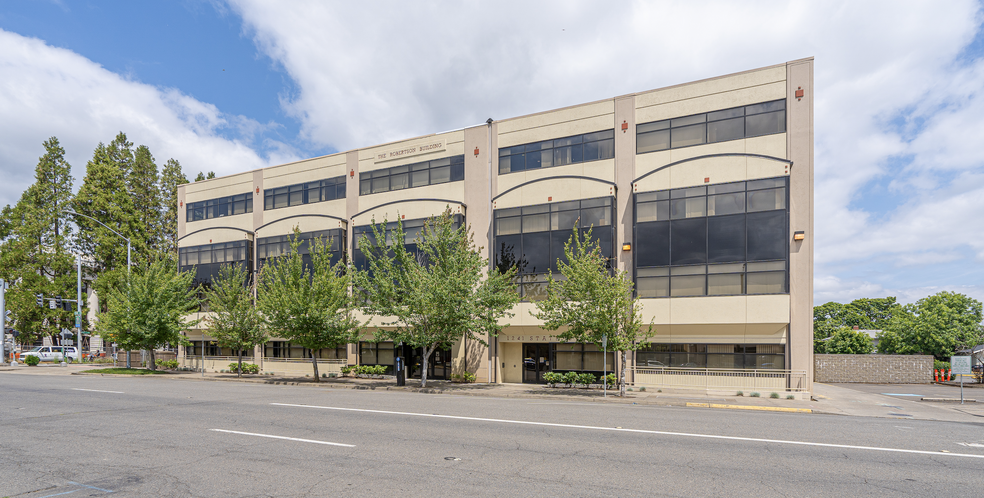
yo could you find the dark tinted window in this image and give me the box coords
[186,193,253,222]
[707,214,745,263]
[637,99,786,154]
[746,211,786,261]
[360,156,464,195]
[499,130,614,175]
[670,218,707,265]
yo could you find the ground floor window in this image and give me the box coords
[359,341,395,366]
[636,343,785,369]
[187,341,220,356]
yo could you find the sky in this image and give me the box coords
[1,0,983,306]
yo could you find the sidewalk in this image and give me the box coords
[5,364,984,423]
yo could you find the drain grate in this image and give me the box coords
[444,457,461,461]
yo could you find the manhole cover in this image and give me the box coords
[444,457,461,461]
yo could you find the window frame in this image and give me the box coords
[636,99,786,155]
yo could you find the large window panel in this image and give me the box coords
[746,211,786,261]
[670,218,707,265]
[637,99,786,154]
[707,214,745,263]
[671,123,706,148]
[746,111,786,138]
[499,130,613,175]
[708,192,744,216]
[523,232,551,274]
[360,155,464,195]
[635,221,670,267]
[747,188,786,212]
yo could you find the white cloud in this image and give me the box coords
[0,28,300,208]
[227,0,984,304]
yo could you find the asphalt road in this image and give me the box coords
[1,373,983,497]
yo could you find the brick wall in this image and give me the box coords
[814,354,933,384]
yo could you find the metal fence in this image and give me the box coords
[630,366,809,392]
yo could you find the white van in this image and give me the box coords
[20,346,79,363]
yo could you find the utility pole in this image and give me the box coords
[76,254,82,360]
[1,279,6,365]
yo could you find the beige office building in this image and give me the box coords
[176,58,814,392]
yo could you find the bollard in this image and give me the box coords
[948,369,952,382]
[934,369,939,382]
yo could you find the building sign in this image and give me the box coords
[375,140,446,163]
[499,335,560,343]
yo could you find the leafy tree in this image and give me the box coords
[532,226,653,397]
[0,138,81,345]
[813,297,907,341]
[353,210,519,387]
[878,291,984,360]
[194,172,206,182]
[207,171,216,179]
[159,158,189,257]
[205,262,265,377]
[96,256,199,369]
[816,327,874,354]
[257,230,361,381]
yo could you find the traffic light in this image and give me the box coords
[55,296,62,307]
[36,294,43,307]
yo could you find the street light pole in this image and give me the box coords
[63,210,132,368]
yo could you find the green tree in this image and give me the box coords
[194,172,205,182]
[159,158,189,257]
[257,230,361,381]
[130,145,161,255]
[532,226,653,397]
[96,256,199,370]
[817,327,874,354]
[353,210,519,387]
[205,262,265,377]
[0,138,80,345]
[813,297,907,341]
[74,136,138,274]
[878,291,983,360]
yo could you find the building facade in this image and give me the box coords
[176,59,814,390]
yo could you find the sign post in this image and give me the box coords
[602,335,607,399]
[951,356,972,404]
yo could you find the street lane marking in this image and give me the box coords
[210,429,355,447]
[72,388,124,394]
[271,403,984,460]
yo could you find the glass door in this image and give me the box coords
[522,343,551,383]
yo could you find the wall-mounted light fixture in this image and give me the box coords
[793,231,806,241]
[622,243,632,251]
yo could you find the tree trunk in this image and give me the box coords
[420,345,433,388]
[148,349,157,371]
[311,354,320,382]
[237,352,243,378]
[619,350,627,397]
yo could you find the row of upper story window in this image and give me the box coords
[186,99,786,222]
[637,99,786,154]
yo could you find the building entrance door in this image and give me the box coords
[523,343,551,383]
[408,347,450,380]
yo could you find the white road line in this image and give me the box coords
[271,403,984,460]
[71,388,124,394]
[210,429,355,447]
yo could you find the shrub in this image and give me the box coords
[227,363,260,374]
[341,366,355,376]
[460,371,477,383]
[23,355,40,366]
[736,391,744,396]
[934,360,951,371]
[786,394,795,400]
[602,373,617,389]
[750,392,761,397]
[156,359,179,370]
[770,392,780,399]
[562,371,579,388]
[543,371,562,387]
[577,373,597,388]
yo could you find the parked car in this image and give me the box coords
[19,346,79,363]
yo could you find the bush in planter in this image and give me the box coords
[543,372,562,387]
[561,371,579,388]
[340,366,356,376]
[23,355,40,366]
[156,359,179,370]
[602,373,617,389]
[228,363,260,375]
[576,373,597,388]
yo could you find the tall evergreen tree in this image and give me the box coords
[130,145,161,255]
[73,136,140,309]
[0,138,80,345]
[159,158,188,257]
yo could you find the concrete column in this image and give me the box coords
[786,58,815,390]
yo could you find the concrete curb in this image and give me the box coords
[686,402,813,414]
[921,398,977,403]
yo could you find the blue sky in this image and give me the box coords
[1,1,983,306]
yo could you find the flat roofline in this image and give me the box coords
[180,58,813,190]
